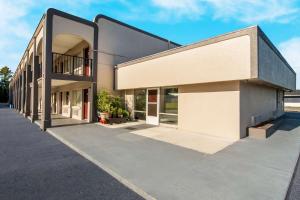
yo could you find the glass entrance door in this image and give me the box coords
[146,88,159,125]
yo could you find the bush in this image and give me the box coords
[122,110,129,118]
[96,90,110,113]
[96,90,129,119]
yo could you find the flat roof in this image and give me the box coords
[116,25,295,75]
[94,14,180,47]
[117,26,257,68]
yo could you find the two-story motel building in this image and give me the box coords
[9,8,296,141]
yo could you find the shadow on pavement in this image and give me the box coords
[0,103,8,109]
[278,112,300,132]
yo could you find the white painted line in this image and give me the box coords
[34,121,40,126]
[46,129,156,200]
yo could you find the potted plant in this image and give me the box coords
[96,90,111,123]
[96,90,131,124]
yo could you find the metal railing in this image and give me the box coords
[52,52,93,77]
[38,63,42,78]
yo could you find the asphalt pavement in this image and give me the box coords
[0,104,143,200]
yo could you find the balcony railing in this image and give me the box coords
[52,52,93,77]
[38,63,42,79]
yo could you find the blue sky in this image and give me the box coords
[1,0,300,87]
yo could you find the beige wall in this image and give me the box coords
[52,81,91,93]
[123,80,283,140]
[178,81,241,141]
[179,81,283,140]
[258,36,296,90]
[65,41,89,57]
[239,81,283,138]
[36,27,44,53]
[124,89,134,118]
[116,35,251,90]
[52,15,94,50]
[96,18,178,93]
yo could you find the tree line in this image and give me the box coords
[0,66,13,103]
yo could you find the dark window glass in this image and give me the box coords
[148,104,157,116]
[159,88,178,125]
[159,114,178,125]
[134,112,146,120]
[134,89,146,111]
[66,92,69,105]
[160,88,178,114]
[148,90,157,102]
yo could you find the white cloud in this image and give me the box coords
[150,0,299,23]
[0,0,34,70]
[1,0,299,72]
[0,0,98,71]
[207,0,299,23]
[151,0,203,21]
[279,37,300,89]
[152,0,202,15]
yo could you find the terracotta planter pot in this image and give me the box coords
[99,112,109,124]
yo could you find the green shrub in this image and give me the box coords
[96,90,111,113]
[111,96,121,109]
[110,107,117,118]
[117,108,123,116]
[122,110,129,118]
[96,90,129,119]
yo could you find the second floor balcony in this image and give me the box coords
[52,53,93,77]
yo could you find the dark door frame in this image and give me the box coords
[83,89,89,120]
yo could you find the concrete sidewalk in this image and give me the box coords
[47,118,300,200]
[97,122,235,154]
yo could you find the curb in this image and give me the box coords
[285,151,300,200]
[46,129,156,200]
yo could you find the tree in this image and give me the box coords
[0,66,13,103]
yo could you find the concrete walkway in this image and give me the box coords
[36,114,89,128]
[46,116,300,200]
[97,122,234,154]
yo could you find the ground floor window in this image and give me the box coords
[133,87,178,125]
[159,88,178,125]
[64,92,69,105]
[72,90,82,106]
[134,89,146,120]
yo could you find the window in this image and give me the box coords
[134,89,146,120]
[72,90,82,106]
[159,88,178,125]
[64,92,69,105]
